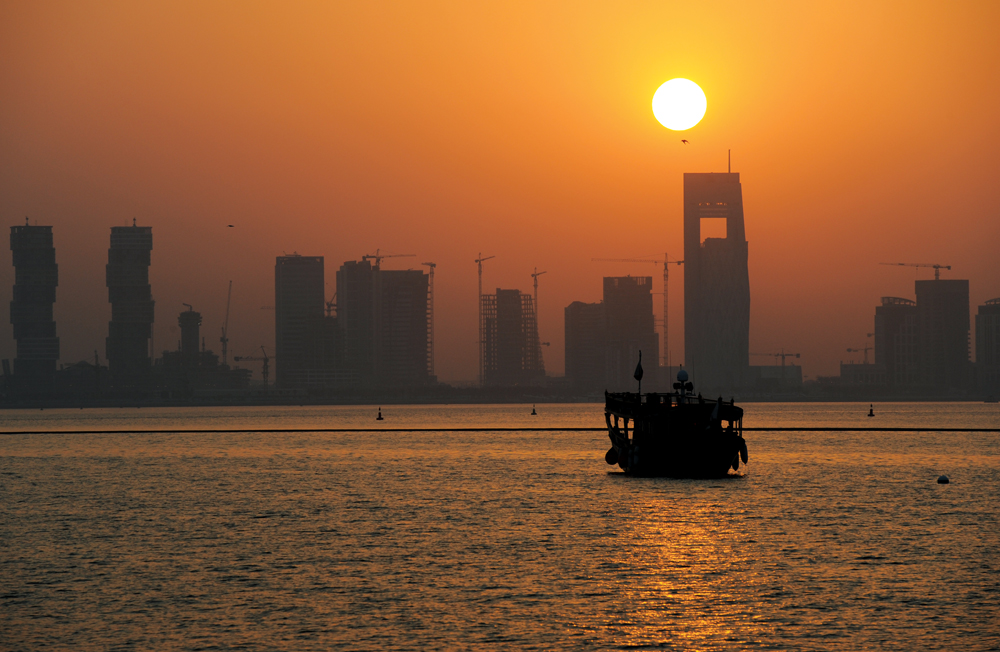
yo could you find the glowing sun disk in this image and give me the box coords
[652,79,707,131]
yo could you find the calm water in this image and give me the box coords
[1,403,998,650]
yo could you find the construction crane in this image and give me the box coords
[531,267,548,370]
[475,253,494,386]
[531,267,547,317]
[592,253,684,367]
[847,332,874,364]
[362,248,415,270]
[220,280,232,367]
[422,262,436,377]
[847,345,873,364]
[325,292,337,317]
[233,345,271,390]
[751,349,801,368]
[880,262,952,280]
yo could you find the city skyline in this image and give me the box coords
[1,218,998,386]
[1,3,999,382]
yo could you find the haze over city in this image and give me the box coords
[2,2,998,382]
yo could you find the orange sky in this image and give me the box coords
[1,1,998,381]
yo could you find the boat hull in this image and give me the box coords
[608,427,745,478]
[604,391,747,478]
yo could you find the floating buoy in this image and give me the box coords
[605,448,618,465]
[376,407,383,421]
[868,404,875,417]
[531,404,537,415]
[937,475,949,484]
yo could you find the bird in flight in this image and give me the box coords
[681,139,689,144]
[227,224,234,227]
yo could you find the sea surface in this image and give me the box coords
[1,403,998,651]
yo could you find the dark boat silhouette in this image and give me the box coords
[604,368,747,478]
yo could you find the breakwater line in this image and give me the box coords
[0,426,998,435]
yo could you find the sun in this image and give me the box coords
[652,79,707,131]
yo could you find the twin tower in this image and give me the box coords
[9,221,154,393]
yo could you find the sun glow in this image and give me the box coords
[652,79,707,131]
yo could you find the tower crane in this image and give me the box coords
[592,253,684,367]
[220,280,232,367]
[233,345,271,390]
[847,333,874,364]
[362,249,415,270]
[846,345,873,364]
[531,268,547,316]
[422,262,436,377]
[879,262,952,280]
[751,349,801,368]
[531,267,548,371]
[475,253,494,386]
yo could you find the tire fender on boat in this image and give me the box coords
[732,454,740,471]
[605,448,618,465]
[740,440,748,464]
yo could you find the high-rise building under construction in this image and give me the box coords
[683,172,751,391]
[275,254,326,387]
[336,260,430,388]
[106,223,154,379]
[915,279,969,388]
[10,223,59,392]
[976,298,1000,392]
[481,288,544,386]
[604,276,658,391]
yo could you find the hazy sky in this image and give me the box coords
[2,1,998,381]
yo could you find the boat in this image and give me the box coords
[604,369,747,477]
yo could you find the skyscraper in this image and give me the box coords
[274,254,325,387]
[976,298,1000,392]
[564,300,605,391]
[375,269,431,387]
[106,223,154,380]
[178,307,202,368]
[336,259,430,387]
[10,223,59,393]
[683,172,750,391]
[874,296,919,388]
[603,276,658,391]
[915,279,969,388]
[481,288,543,386]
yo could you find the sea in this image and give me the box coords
[1,402,998,651]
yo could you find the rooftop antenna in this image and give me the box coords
[133,217,136,227]
[728,149,731,173]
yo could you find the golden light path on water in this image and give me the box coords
[0,402,997,649]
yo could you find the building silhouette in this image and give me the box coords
[481,288,543,386]
[178,307,202,367]
[564,300,606,391]
[976,298,1000,393]
[915,279,969,388]
[274,254,326,387]
[563,277,658,392]
[683,172,750,391]
[874,296,919,388]
[336,259,430,388]
[154,305,251,392]
[9,223,59,393]
[604,276,658,391]
[106,223,154,381]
